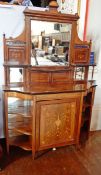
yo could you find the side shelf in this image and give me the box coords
[3,61,31,86]
[80,87,96,142]
[9,135,32,151]
[4,93,33,153]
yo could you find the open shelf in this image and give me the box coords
[82,92,93,111]
[83,92,93,105]
[8,99,32,117]
[7,97,33,151]
[13,125,32,135]
[81,120,90,133]
[80,90,94,142]
[8,114,32,131]
[9,135,32,151]
[8,113,32,119]
[82,107,91,121]
[81,107,91,128]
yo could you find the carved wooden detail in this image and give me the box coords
[7,47,25,63]
[72,44,91,64]
[74,49,90,64]
[48,0,59,13]
[4,41,26,63]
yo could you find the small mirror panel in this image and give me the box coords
[10,68,23,83]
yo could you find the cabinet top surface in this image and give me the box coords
[3,81,97,95]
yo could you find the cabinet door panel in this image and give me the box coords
[36,98,80,150]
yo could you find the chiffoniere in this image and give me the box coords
[3,1,96,158]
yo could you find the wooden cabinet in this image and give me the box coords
[4,84,96,158]
[4,91,84,158]
[3,1,97,158]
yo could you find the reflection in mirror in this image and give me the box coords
[74,67,85,80]
[31,20,72,66]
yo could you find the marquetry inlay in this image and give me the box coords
[39,100,76,147]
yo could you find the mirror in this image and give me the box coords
[31,20,72,66]
[10,68,23,83]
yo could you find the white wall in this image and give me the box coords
[86,0,101,131]
[0,5,25,138]
[78,0,86,40]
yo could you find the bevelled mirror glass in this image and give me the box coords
[31,20,72,66]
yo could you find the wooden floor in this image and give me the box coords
[0,131,101,175]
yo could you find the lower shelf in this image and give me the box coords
[9,135,32,151]
[13,125,32,135]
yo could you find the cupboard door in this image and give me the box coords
[36,97,81,150]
